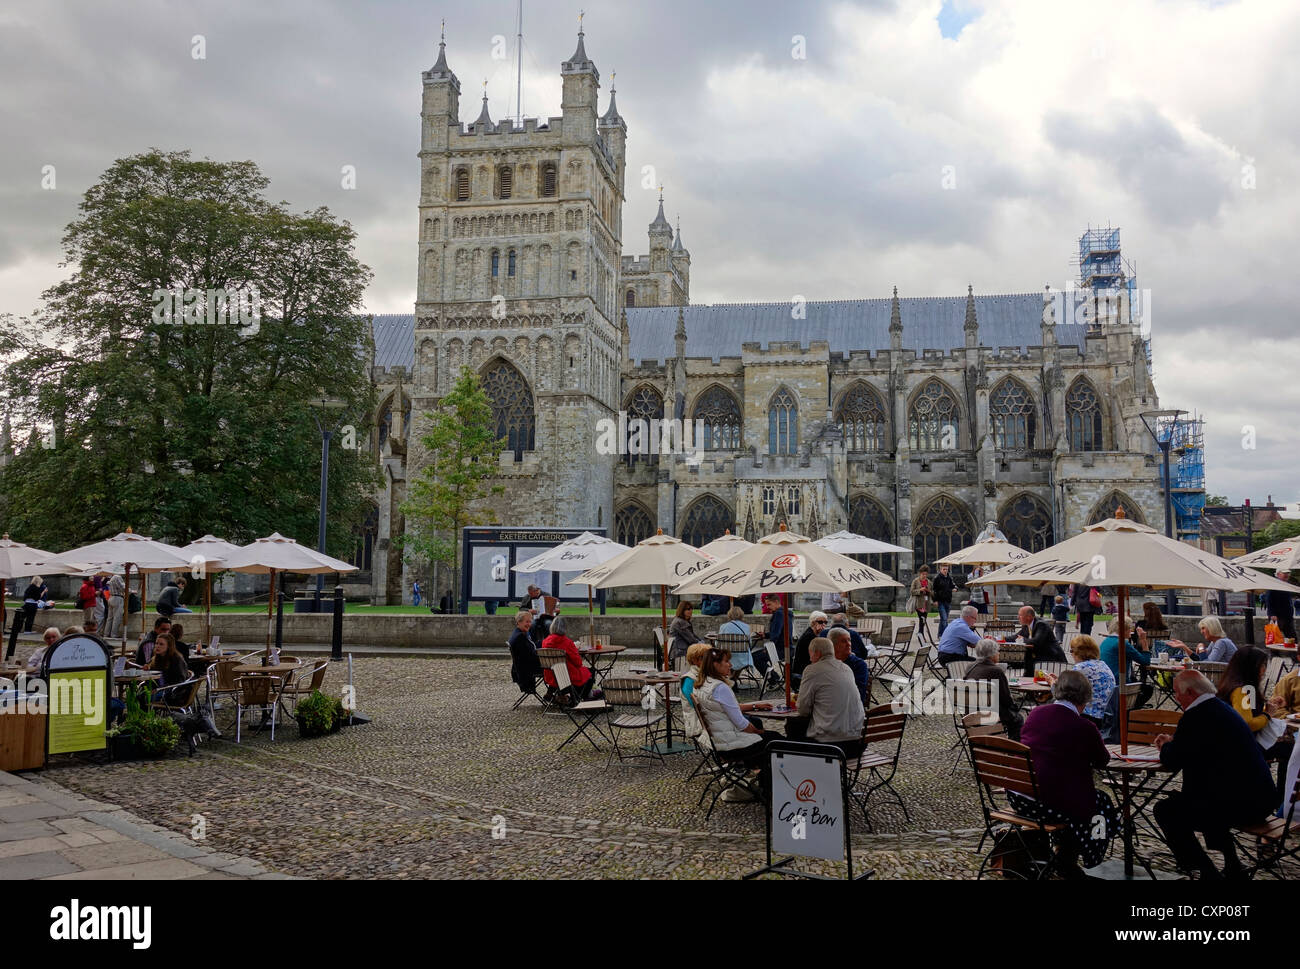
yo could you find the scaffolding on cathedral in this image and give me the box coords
[1156,414,1206,543]
[1077,226,1149,367]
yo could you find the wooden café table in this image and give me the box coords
[113,669,160,696]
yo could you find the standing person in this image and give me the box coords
[1039,583,1057,620]
[763,593,789,661]
[76,577,98,626]
[1051,595,1069,645]
[933,564,957,636]
[1265,570,1297,642]
[967,567,989,614]
[909,565,934,644]
[1153,671,1278,880]
[1074,582,1097,637]
[21,576,53,632]
[105,574,126,640]
[412,580,422,608]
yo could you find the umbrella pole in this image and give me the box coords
[1117,587,1128,756]
[205,574,212,648]
[661,585,668,672]
[265,570,276,663]
[139,571,147,643]
[784,592,792,709]
[587,585,595,645]
[992,584,997,620]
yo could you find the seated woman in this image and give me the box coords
[1011,669,1121,876]
[668,601,700,667]
[717,605,758,674]
[1167,615,1237,665]
[1099,620,1153,709]
[1066,634,1116,729]
[679,642,713,742]
[147,633,192,705]
[539,616,594,704]
[1220,645,1292,792]
[25,627,61,674]
[692,648,780,795]
[964,637,1022,740]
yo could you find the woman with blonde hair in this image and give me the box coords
[1168,615,1237,665]
[1066,635,1116,727]
[693,648,779,794]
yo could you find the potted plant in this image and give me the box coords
[295,690,344,738]
[107,683,182,760]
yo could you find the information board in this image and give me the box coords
[460,527,607,612]
[41,634,111,755]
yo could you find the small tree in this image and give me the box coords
[402,367,504,608]
[1205,495,1229,507]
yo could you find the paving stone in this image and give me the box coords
[0,836,68,859]
[0,803,68,823]
[45,858,210,880]
[0,850,81,879]
[56,832,101,848]
[57,840,170,870]
[0,820,58,843]
[0,791,39,808]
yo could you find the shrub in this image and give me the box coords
[296,690,344,737]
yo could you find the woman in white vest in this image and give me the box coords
[693,647,782,792]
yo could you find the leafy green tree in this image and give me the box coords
[1254,518,1300,551]
[0,150,379,555]
[1205,494,1229,507]
[402,367,504,607]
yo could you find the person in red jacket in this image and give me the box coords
[76,578,98,625]
[1009,669,1120,876]
[539,616,594,703]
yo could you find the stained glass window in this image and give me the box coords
[680,496,731,550]
[990,378,1035,449]
[908,380,960,451]
[615,503,655,547]
[481,359,535,459]
[912,495,975,568]
[693,385,742,450]
[835,382,887,451]
[1066,378,1104,451]
[998,493,1054,552]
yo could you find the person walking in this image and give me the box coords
[412,580,422,609]
[909,565,934,645]
[76,577,98,626]
[1074,582,1098,637]
[933,564,958,636]
[105,574,126,640]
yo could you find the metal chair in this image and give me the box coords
[969,736,1068,880]
[758,641,788,699]
[536,647,569,714]
[507,638,547,710]
[715,633,761,691]
[233,674,283,742]
[947,678,997,774]
[280,660,329,716]
[1193,661,1228,690]
[601,676,665,768]
[856,616,885,640]
[549,657,608,753]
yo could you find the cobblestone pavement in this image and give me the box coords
[34,655,1269,880]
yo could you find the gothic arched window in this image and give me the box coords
[1088,491,1145,526]
[990,378,1036,450]
[849,494,896,574]
[912,495,975,568]
[540,163,557,198]
[762,486,776,516]
[497,165,513,199]
[768,387,797,455]
[625,289,636,308]
[507,249,517,277]
[835,381,887,452]
[481,358,535,459]
[680,495,732,550]
[615,502,655,547]
[624,384,664,467]
[998,493,1054,552]
[693,385,742,450]
[351,504,379,572]
[378,405,393,449]
[908,380,960,451]
[1066,377,1104,451]
[455,167,470,201]
[490,250,500,278]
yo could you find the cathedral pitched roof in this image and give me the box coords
[367,292,1088,371]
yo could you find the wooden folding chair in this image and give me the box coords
[602,677,665,768]
[847,703,909,830]
[693,703,762,819]
[1234,770,1300,879]
[549,658,609,753]
[969,736,1068,880]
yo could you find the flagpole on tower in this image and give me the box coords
[515,0,523,125]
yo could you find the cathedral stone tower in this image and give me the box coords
[408,27,624,570]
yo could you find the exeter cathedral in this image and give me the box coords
[356,29,1168,605]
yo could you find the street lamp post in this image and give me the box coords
[1140,408,1187,618]
[310,399,347,610]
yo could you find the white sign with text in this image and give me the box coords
[770,748,846,862]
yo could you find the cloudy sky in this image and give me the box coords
[2,0,1297,509]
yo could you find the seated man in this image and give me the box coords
[1271,665,1300,715]
[507,610,544,696]
[1153,670,1278,880]
[963,637,1023,740]
[936,604,981,665]
[790,611,831,682]
[1017,605,1065,677]
[518,584,544,616]
[790,636,865,759]
[828,627,870,707]
[830,613,875,658]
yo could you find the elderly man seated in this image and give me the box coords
[827,627,870,706]
[788,636,865,759]
[963,637,1022,740]
[936,604,981,665]
[1153,670,1278,880]
[1017,605,1066,677]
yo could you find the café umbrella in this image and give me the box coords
[565,531,716,670]
[814,530,910,555]
[37,530,193,648]
[216,533,357,661]
[511,531,629,643]
[1230,537,1300,573]
[672,526,903,706]
[177,535,244,647]
[934,524,1032,619]
[697,530,754,560]
[0,535,56,657]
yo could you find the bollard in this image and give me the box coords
[5,609,20,661]
[1243,605,1256,645]
[331,585,344,661]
